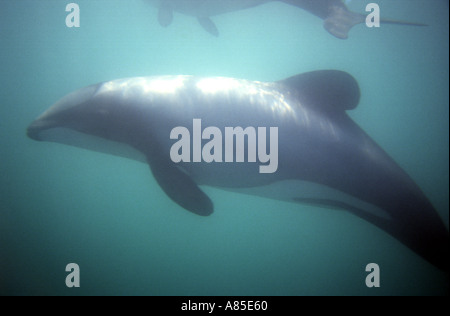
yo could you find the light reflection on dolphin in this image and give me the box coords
[27,70,448,270]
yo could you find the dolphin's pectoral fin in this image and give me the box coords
[279,70,360,112]
[158,4,173,27]
[145,152,213,216]
[323,6,365,39]
[197,17,219,36]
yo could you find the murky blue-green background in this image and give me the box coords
[0,0,448,295]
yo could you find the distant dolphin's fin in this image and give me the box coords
[278,0,364,39]
[145,151,213,216]
[197,17,219,36]
[324,5,427,39]
[158,4,173,27]
[278,70,360,112]
[323,5,365,39]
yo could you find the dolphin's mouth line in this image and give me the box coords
[27,121,45,141]
[27,118,63,141]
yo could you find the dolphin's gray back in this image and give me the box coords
[147,0,272,17]
[279,0,346,19]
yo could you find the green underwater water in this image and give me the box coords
[0,0,448,295]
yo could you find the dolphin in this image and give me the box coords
[147,0,272,37]
[27,70,448,270]
[145,0,426,38]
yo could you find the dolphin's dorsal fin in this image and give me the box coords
[279,70,360,113]
[145,150,213,216]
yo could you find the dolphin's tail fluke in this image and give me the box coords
[348,194,449,272]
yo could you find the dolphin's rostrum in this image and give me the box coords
[27,70,448,270]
